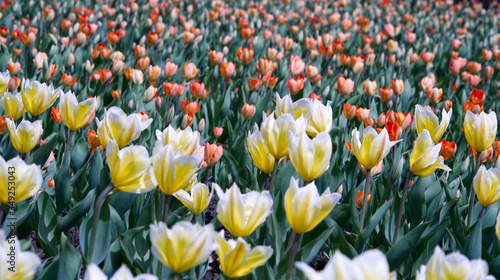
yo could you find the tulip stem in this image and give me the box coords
[163,194,172,224]
[359,171,372,231]
[286,232,300,280]
[62,130,74,167]
[467,155,483,228]
[268,160,279,195]
[393,171,412,244]
[480,207,486,223]
[87,184,114,261]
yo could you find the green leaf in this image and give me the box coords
[464,219,482,260]
[55,189,96,235]
[37,192,59,257]
[55,152,71,212]
[39,234,82,280]
[70,136,89,171]
[27,134,57,165]
[356,199,393,253]
[299,226,335,263]
[387,222,430,270]
[89,150,103,190]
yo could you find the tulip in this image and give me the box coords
[288,132,332,182]
[237,48,254,65]
[362,80,377,97]
[163,62,178,78]
[296,249,395,280]
[464,111,497,153]
[427,87,443,104]
[6,119,43,154]
[337,76,354,96]
[352,127,400,170]
[286,77,305,95]
[2,91,26,120]
[84,263,156,280]
[214,183,273,237]
[289,55,305,76]
[204,143,223,166]
[96,107,153,149]
[150,222,215,273]
[220,62,236,79]
[285,178,341,234]
[261,112,307,159]
[214,231,273,278]
[173,183,212,215]
[247,130,276,174]
[59,91,98,131]
[209,51,224,65]
[410,129,451,177]
[241,103,256,120]
[439,140,457,161]
[473,166,500,206]
[391,79,404,96]
[0,71,9,98]
[306,99,333,138]
[0,229,41,279]
[416,246,489,280]
[155,125,200,156]
[152,144,199,195]
[414,105,452,143]
[182,62,199,81]
[0,156,42,204]
[21,79,61,116]
[163,82,184,98]
[106,140,156,193]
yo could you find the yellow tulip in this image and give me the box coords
[214,230,273,278]
[296,250,395,280]
[2,92,26,120]
[214,183,273,238]
[473,165,500,206]
[0,71,10,98]
[288,131,332,182]
[416,246,489,280]
[96,106,153,148]
[151,143,199,195]
[173,183,213,215]
[106,140,156,193]
[21,79,61,116]
[285,178,341,234]
[275,93,312,120]
[150,221,215,273]
[0,156,42,204]
[0,229,41,279]
[261,112,307,159]
[59,91,97,131]
[352,127,400,170]
[6,119,43,153]
[306,99,333,138]
[410,129,451,177]
[155,125,200,156]
[414,105,452,143]
[246,130,275,173]
[464,110,497,153]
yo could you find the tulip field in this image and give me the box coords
[4,0,500,279]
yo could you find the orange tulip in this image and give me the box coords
[356,191,371,208]
[61,73,77,87]
[237,48,254,65]
[51,108,62,124]
[204,143,223,166]
[439,140,457,161]
[241,103,256,120]
[179,100,199,115]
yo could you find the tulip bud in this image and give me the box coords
[198,118,205,133]
[155,96,163,110]
[143,86,158,103]
[392,158,404,180]
[213,127,223,138]
[391,79,404,96]
[461,156,470,175]
[181,114,194,129]
[128,99,134,110]
[444,100,452,112]
[427,87,443,104]
[51,108,62,124]
[166,106,175,124]
[0,116,7,134]
[356,191,371,208]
